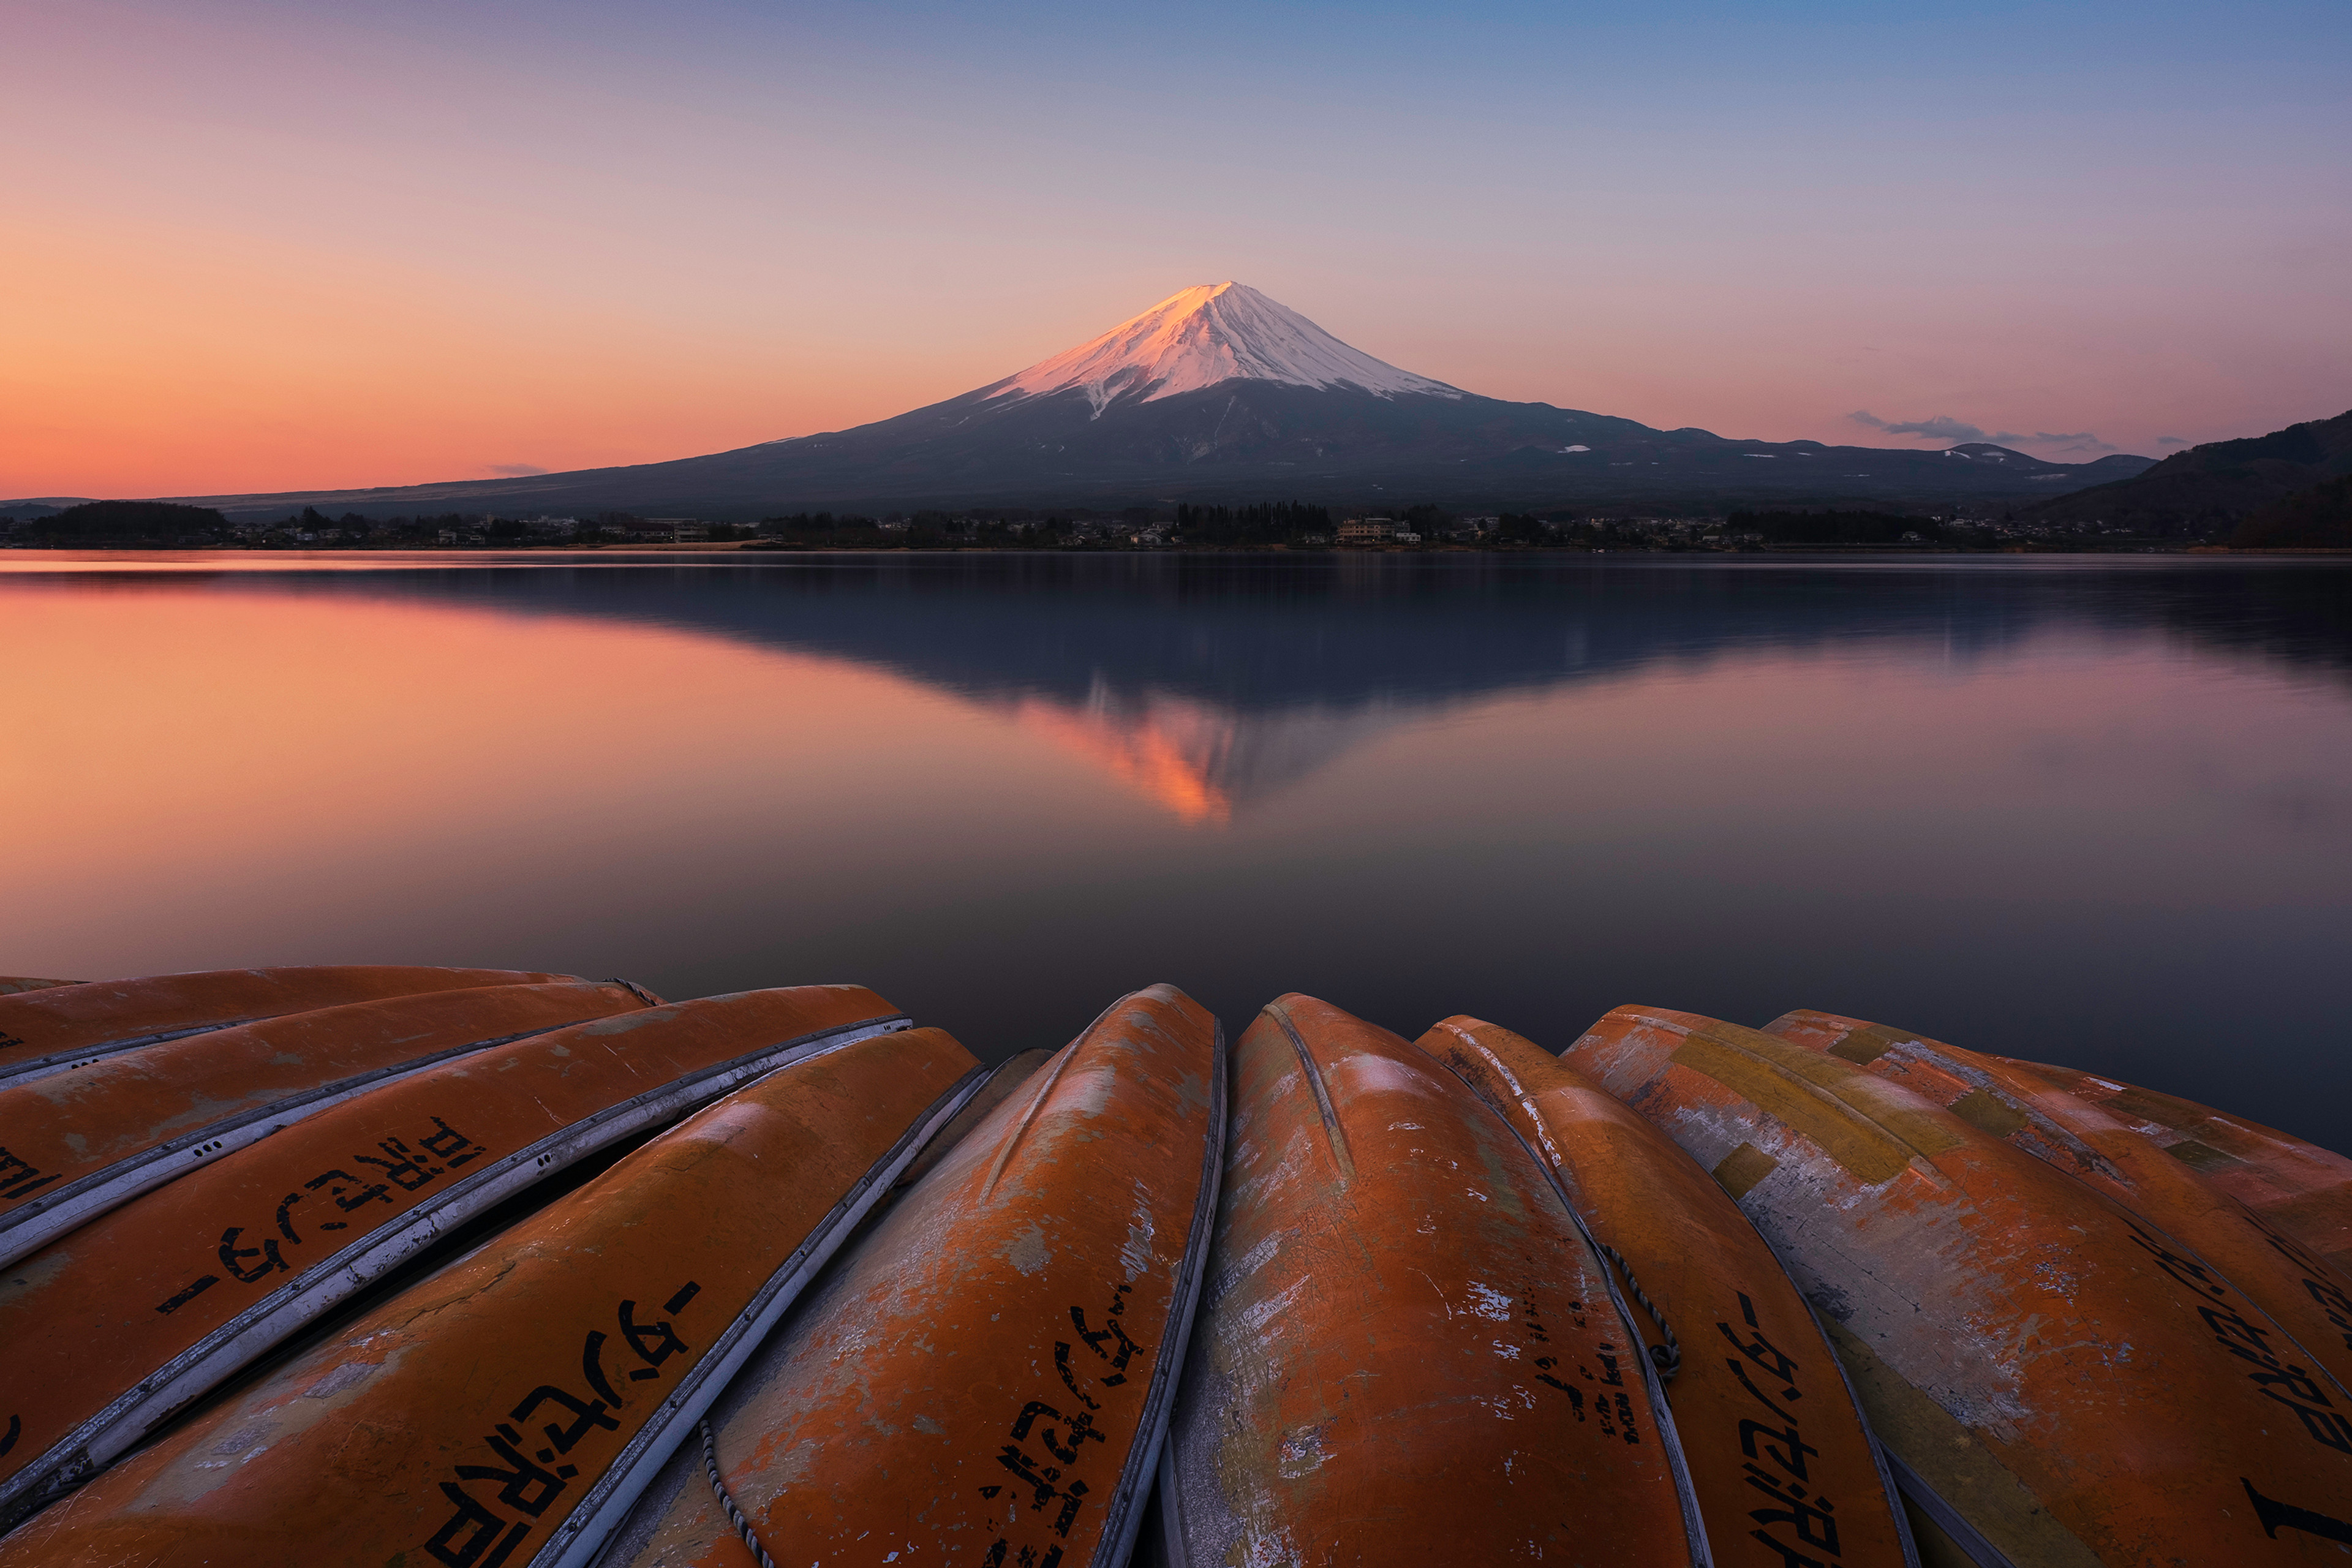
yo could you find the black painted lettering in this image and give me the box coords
[1052,1342,1102,1411]
[216,1226,287,1284]
[581,1330,624,1406]
[423,1481,530,1568]
[156,1275,220,1314]
[617,1299,687,1376]
[454,1425,569,1517]
[510,1385,619,1455]
[2241,1478,2352,1545]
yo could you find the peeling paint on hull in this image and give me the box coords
[1418,1014,1918,1568]
[1154,994,1708,1567]
[1764,1009,2352,1427]
[1991,1049,2352,1281]
[598,982,1223,1568]
[1565,1005,2352,1567]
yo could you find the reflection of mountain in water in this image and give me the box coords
[225,554,2352,822]
[1009,679,1424,824]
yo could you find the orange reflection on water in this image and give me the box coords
[0,580,1131,973]
[1010,693,1237,827]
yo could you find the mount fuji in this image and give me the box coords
[147,282,2152,519]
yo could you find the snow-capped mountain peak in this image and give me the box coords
[983,282,1463,414]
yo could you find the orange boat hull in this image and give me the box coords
[1762,1009,2352,1413]
[1990,1050,2352,1278]
[0,965,590,1087]
[1417,1014,1917,1568]
[0,1027,985,1568]
[0,980,652,1270]
[1564,1005,2352,1566]
[601,984,1224,1568]
[1153,995,1705,1566]
[0,984,903,1525]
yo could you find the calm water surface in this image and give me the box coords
[6,551,2349,1149]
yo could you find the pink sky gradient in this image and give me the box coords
[6,0,2346,499]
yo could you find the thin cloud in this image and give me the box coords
[1848,410,1989,442]
[1850,411,2119,454]
[2158,436,2190,446]
[2030,431,2119,454]
[486,462,549,477]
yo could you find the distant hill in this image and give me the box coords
[13,284,2152,522]
[2231,473,2352,549]
[2022,409,2352,535]
[6,500,230,543]
[0,499,86,521]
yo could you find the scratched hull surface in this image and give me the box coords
[0,965,585,1087]
[0,984,905,1525]
[0,1027,984,1568]
[1417,1016,1915,1568]
[1986,1050,2352,1279]
[1562,1006,2352,1566]
[1156,995,1705,1567]
[1762,1009,2352,1428]
[0,981,652,1271]
[599,984,1223,1568]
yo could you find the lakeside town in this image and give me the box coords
[0,500,2224,552]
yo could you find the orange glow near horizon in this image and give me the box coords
[1,235,946,500]
[10,0,2347,500]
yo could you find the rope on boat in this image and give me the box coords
[699,1419,776,1568]
[1595,1240,1681,1384]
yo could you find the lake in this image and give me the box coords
[5,549,2348,1152]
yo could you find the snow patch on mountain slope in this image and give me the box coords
[982,282,1462,414]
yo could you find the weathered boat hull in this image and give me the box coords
[1989,1049,2352,1278]
[1418,1014,1916,1568]
[0,1027,986,1568]
[1562,1005,2352,1566]
[1155,995,1706,1567]
[0,965,593,1087]
[596,984,1224,1568]
[1762,1009,2352,1419]
[0,984,905,1525]
[0,980,654,1270]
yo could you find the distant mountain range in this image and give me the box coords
[2022,408,2352,537]
[10,283,2156,521]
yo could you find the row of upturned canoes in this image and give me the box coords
[0,965,2348,1566]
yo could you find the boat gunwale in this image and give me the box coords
[1417,1025,1716,1568]
[1425,1014,1923,1568]
[534,1047,995,1568]
[1087,1001,1227,1568]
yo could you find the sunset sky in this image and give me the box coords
[9,0,2348,499]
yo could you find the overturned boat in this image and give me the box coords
[1,964,2346,1566]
